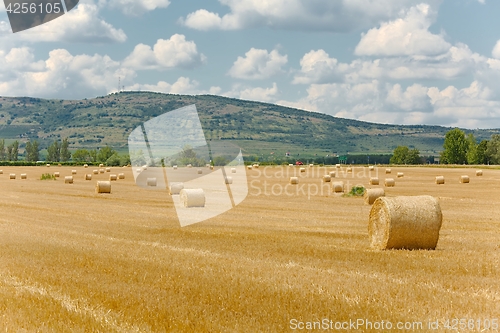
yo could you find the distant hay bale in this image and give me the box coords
[99,164,104,168]
[347,167,352,173]
[0,170,2,174]
[20,174,27,180]
[169,182,184,195]
[323,175,331,182]
[206,163,211,168]
[329,171,336,178]
[397,172,404,178]
[290,177,299,185]
[435,176,445,185]
[58,164,62,167]
[231,168,236,173]
[135,168,142,173]
[180,189,206,208]
[99,169,105,174]
[93,170,98,175]
[368,195,443,250]
[46,164,50,167]
[85,174,92,181]
[476,170,483,176]
[369,166,374,171]
[253,164,259,169]
[64,176,73,184]
[147,178,157,187]
[289,164,294,167]
[247,165,252,170]
[369,177,379,185]
[72,170,77,175]
[385,168,391,174]
[210,165,214,170]
[309,164,314,167]
[83,164,88,168]
[197,169,203,174]
[96,181,111,194]
[300,167,306,173]
[118,173,125,179]
[109,174,117,181]
[142,166,147,171]
[364,188,385,205]
[336,164,341,168]
[332,181,344,193]
[173,165,178,170]
[9,174,15,179]
[187,164,192,168]
[106,168,111,173]
[460,175,470,183]
[385,178,395,187]
[54,172,60,178]
[225,176,233,184]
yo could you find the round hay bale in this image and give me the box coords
[290,177,299,185]
[173,165,178,170]
[309,164,314,167]
[109,174,117,181]
[147,178,157,187]
[93,169,99,175]
[85,174,92,181]
[83,164,88,168]
[397,172,404,178]
[332,181,344,193]
[99,164,104,168]
[288,164,294,167]
[253,164,259,169]
[435,176,445,185]
[476,170,483,176]
[369,177,379,185]
[328,171,336,178]
[72,170,77,175]
[385,178,395,187]
[247,165,252,170]
[46,164,50,167]
[206,164,211,168]
[231,168,236,173]
[210,165,214,170]
[197,169,203,174]
[64,176,73,184]
[135,168,142,173]
[169,182,184,195]
[118,173,125,179]
[20,174,27,180]
[368,195,443,250]
[96,181,111,194]
[180,189,206,208]
[369,166,374,171]
[9,174,15,180]
[336,164,341,168]
[187,164,192,168]
[323,175,331,182]
[364,188,385,205]
[300,167,306,173]
[225,176,233,184]
[460,175,470,183]
[99,169,105,174]
[347,167,352,173]
[106,168,111,173]
[0,170,3,174]
[54,172,60,178]
[385,168,391,174]
[58,164,62,167]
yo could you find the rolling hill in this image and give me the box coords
[0,91,498,160]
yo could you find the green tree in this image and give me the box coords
[60,138,71,162]
[25,140,40,162]
[406,148,421,164]
[0,139,5,161]
[6,145,13,161]
[390,146,410,164]
[89,149,98,163]
[441,128,467,164]
[466,133,478,164]
[72,149,90,162]
[486,134,500,164]
[47,140,60,162]
[476,140,489,164]
[9,141,19,161]
[97,146,116,163]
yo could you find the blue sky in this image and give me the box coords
[1,0,500,129]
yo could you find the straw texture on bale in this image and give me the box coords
[300,167,306,173]
[385,168,391,174]
[93,170,98,174]
[9,174,15,179]
[460,175,470,183]
[231,168,236,173]
[385,178,395,187]
[225,176,233,184]
[109,174,117,181]
[397,172,404,178]
[118,173,125,179]
[369,177,379,185]
[180,189,206,208]
[99,169,105,174]
[435,176,445,184]
[332,181,344,193]
[147,178,157,187]
[96,181,111,194]
[329,171,336,178]
[197,169,203,174]
[476,170,483,176]
[85,174,92,181]
[65,176,73,184]
[169,182,184,195]
[323,175,331,182]
[290,177,299,185]
[54,172,60,178]
[21,174,27,179]
[368,195,443,250]
[72,170,77,175]
[364,188,385,205]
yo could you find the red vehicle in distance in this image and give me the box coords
[295,161,303,165]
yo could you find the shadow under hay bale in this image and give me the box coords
[368,195,442,250]
[364,188,385,205]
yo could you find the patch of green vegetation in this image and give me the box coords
[40,173,56,180]
[344,186,365,197]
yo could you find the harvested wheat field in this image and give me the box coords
[0,165,499,332]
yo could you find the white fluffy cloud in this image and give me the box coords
[180,0,429,32]
[126,77,220,95]
[223,83,279,102]
[228,48,287,79]
[355,4,450,56]
[105,0,170,16]
[122,34,206,70]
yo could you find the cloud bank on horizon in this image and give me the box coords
[1,0,500,129]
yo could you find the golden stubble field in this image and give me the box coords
[0,165,499,332]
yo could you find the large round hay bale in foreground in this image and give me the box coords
[460,175,470,183]
[368,196,442,250]
[476,170,483,176]
[147,178,157,187]
[385,178,395,187]
[290,177,299,185]
[169,182,184,195]
[64,176,73,184]
[96,181,111,194]
[364,188,385,205]
[435,176,445,184]
[180,189,206,208]
[20,174,27,179]
[323,175,331,182]
[9,174,15,179]
[369,177,379,185]
[332,181,344,193]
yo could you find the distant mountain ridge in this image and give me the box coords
[0,91,498,158]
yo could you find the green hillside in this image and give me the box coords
[0,91,498,160]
